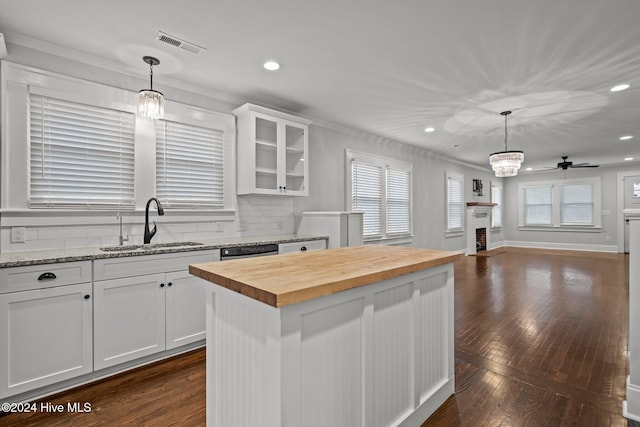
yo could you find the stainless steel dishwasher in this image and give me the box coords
[219,243,279,260]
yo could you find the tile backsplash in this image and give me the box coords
[0,195,295,252]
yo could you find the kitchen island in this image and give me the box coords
[189,245,462,427]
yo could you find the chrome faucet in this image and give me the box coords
[144,197,165,244]
[117,212,129,246]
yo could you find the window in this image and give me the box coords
[491,181,502,228]
[29,93,136,208]
[156,120,225,208]
[560,183,593,225]
[351,160,383,237]
[518,177,601,229]
[446,172,464,233]
[347,150,412,242]
[524,185,552,225]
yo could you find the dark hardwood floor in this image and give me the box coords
[0,248,632,426]
[426,248,630,426]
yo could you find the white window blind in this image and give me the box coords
[155,120,225,208]
[348,150,413,241]
[352,160,383,237]
[29,93,135,208]
[386,167,412,235]
[560,183,594,225]
[491,183,502,228]
[447,175,463,231]
[524,185,552,225]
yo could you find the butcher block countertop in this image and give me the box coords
[189,245,462,308]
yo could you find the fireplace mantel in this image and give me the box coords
[466,202,497,207]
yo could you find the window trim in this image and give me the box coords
[517,177,602,231]
[445,171,464,236]
[345,149,413,244]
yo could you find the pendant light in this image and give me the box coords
[138,56,164,119]
[489,110,524,177]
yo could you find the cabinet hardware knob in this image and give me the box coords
[37,272,57,281]
[160,283,165,288]
[84,294,91,300]
[168,282,173,287]
[301,246,307,251]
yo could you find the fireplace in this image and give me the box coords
[466,202,496,255]
[476,228,487,252]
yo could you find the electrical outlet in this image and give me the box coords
[605,235,612,242]
[216,222,224,232]
[11,227,26,243]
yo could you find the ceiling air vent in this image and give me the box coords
[155,31,206,54]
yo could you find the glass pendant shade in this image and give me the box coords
[138,89,164,119]
[489,151,525,177]
[489,110,524,177]
[138,56,164,119]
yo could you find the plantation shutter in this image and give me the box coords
[351,160,383,238]
[29,93,135,208]
[155,120,224,208]
[447,176,463,230]
[386,167,412,235]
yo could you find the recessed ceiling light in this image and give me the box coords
[611,84,630,92]
[525,167,533,171]
[620,135,634,140]
[625,157,634,161]
[424,127,435,133]
[263,61,280,71]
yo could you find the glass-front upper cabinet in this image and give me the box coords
[233,103,312,196]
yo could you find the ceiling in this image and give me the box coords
[1,0,639,173]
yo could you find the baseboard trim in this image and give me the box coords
[503,240,618,253]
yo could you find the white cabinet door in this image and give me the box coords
[165,271,207,350]
[94,274,166,370]
[0,283,92,398]
[234,103,311,196]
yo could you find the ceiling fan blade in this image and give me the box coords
[571,164,599,168]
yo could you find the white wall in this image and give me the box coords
[502,166,620,251]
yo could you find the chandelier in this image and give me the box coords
[138,56,164,119]
[489,110,524,177]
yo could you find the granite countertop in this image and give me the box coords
[0,234,328,268]
[190,245,463,307]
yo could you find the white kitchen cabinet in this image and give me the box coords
[93,274,166,370]
[0,262,93,398]
[278,239,326,254]
[165,270,207,350]
[233,103,312,196]
[93,250,218,370]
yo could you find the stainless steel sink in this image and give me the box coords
[100,241,203,252]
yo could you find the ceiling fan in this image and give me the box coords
[550,156,599,170]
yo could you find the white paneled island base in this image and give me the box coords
[190,245,461,427]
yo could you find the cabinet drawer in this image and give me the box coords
[93,250,220,281]
[0,261,92,294]
[278,240,326,254]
